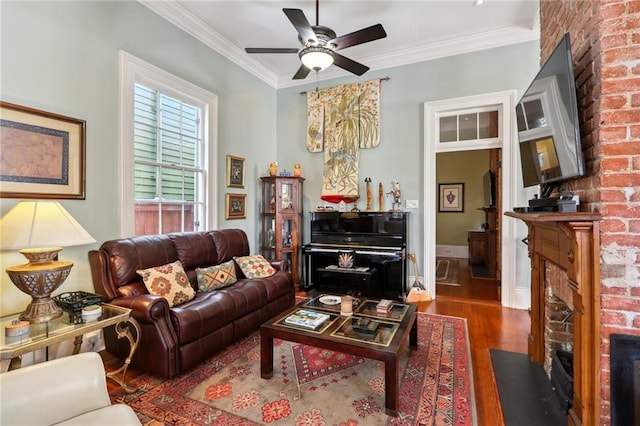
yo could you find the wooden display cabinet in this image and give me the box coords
[260,176,304,287]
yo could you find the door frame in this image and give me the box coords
[424,90,525,308]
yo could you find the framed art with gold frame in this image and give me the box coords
[0,101,86,199]
[226,155,245,188]
[225,193,246,219]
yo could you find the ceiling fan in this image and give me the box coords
[244,0,387,80]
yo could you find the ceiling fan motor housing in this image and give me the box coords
[298,25,337,48]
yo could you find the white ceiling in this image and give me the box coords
[140,0,540,89]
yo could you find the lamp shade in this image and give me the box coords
[0,201,95,250]
[300,47,335,71]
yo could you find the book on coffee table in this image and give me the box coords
[284,309,330,330]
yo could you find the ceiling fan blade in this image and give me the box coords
[245,48,299,54]
[293,64,311,80]
[283,8,317,44]
[333,53,369,76]
[329,24,387,50]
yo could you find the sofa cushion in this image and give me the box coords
[196,260,237,292]
[234,255,276,279]
[137,260,195,307]
[170,271,293,344]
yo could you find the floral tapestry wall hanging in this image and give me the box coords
[306,79,381,203]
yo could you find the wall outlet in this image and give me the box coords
[405,199,419,209]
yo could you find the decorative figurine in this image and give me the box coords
[293,163,302,177]
[378,182,384,212]
[387,181,402,211]
[269,162,278,176]
[365,177,373,211]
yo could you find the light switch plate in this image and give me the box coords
[405,199,418,209]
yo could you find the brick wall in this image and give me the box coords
[540,1,640,423]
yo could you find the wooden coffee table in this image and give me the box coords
[260,294,417,416]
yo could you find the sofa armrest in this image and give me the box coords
[106,295,180,379]
[0,352,140,425]
[109,294,170,324]
[270,259,290,272]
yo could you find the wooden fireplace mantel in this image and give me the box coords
[505,211,601,426]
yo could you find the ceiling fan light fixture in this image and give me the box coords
[299,46,335,71]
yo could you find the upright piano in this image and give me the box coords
[303,211,409,300]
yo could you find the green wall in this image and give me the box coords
[0,0,539,316]
[276,43,539,260]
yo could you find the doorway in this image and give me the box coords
[435,149,500,302]
[424,90,524,308]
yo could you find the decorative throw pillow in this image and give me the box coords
[196,260,237,292]
[234,255,277,279]
[137,260,195,307]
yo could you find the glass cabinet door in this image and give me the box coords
[263,182,276,214]
[260,176,304,287]
[279,180,296,213]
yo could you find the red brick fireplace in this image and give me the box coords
[538,1,640,424]
[544,262,574,376]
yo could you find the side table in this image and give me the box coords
[0,303,140,393]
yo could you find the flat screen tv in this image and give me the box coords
[483,170,495,207]
[516,33,585,191]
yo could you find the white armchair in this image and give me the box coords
[0,352,141,425]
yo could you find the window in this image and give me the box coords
[133,84,204,235]
[119,52,218,237]
[438,107,500,144]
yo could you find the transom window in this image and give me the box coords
[438,107,500,143]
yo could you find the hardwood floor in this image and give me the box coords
[105,287,530,425]
[419,296,530,424]
[435,256,501,302]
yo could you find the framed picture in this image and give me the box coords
[439,183,465,212]
[226,155,245,188]
[225,193,246,219]
[0,101,86,199]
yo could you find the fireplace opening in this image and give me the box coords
[610,333,640,426]
[551,349,573,413]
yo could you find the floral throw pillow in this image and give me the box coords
[234,255,277,279]
[196,260,237,292]
[137,260,195,307]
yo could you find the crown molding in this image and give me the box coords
[139,0,280,88]
[139,1,539,90]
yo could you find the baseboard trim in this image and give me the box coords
[436,245,468,259]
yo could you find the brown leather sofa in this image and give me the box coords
[89,228,295,378]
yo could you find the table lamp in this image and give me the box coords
[0,201,96,323]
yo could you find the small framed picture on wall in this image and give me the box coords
[438,183,464,212]
[226,155,245,188]
[225,193,246,219]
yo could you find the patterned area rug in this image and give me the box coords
[110,313,476,425]
[436,259,461,286]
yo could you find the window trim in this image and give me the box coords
[119,51,218,237]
